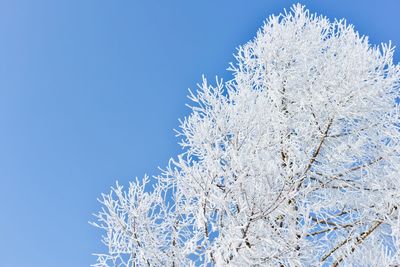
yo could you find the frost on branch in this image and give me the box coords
[92,4,400,266]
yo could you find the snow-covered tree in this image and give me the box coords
[92,4,400,266]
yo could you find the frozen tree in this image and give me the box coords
[92,4,400,266]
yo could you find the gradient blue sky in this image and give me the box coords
[0,1,399,266]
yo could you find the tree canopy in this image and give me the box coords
[93,4,400,266]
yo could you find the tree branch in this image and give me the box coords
[321,220,383,264]
[331,220,383,266]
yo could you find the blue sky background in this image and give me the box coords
[0,1,399,266]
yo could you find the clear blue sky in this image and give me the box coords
[0,1,398,266]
